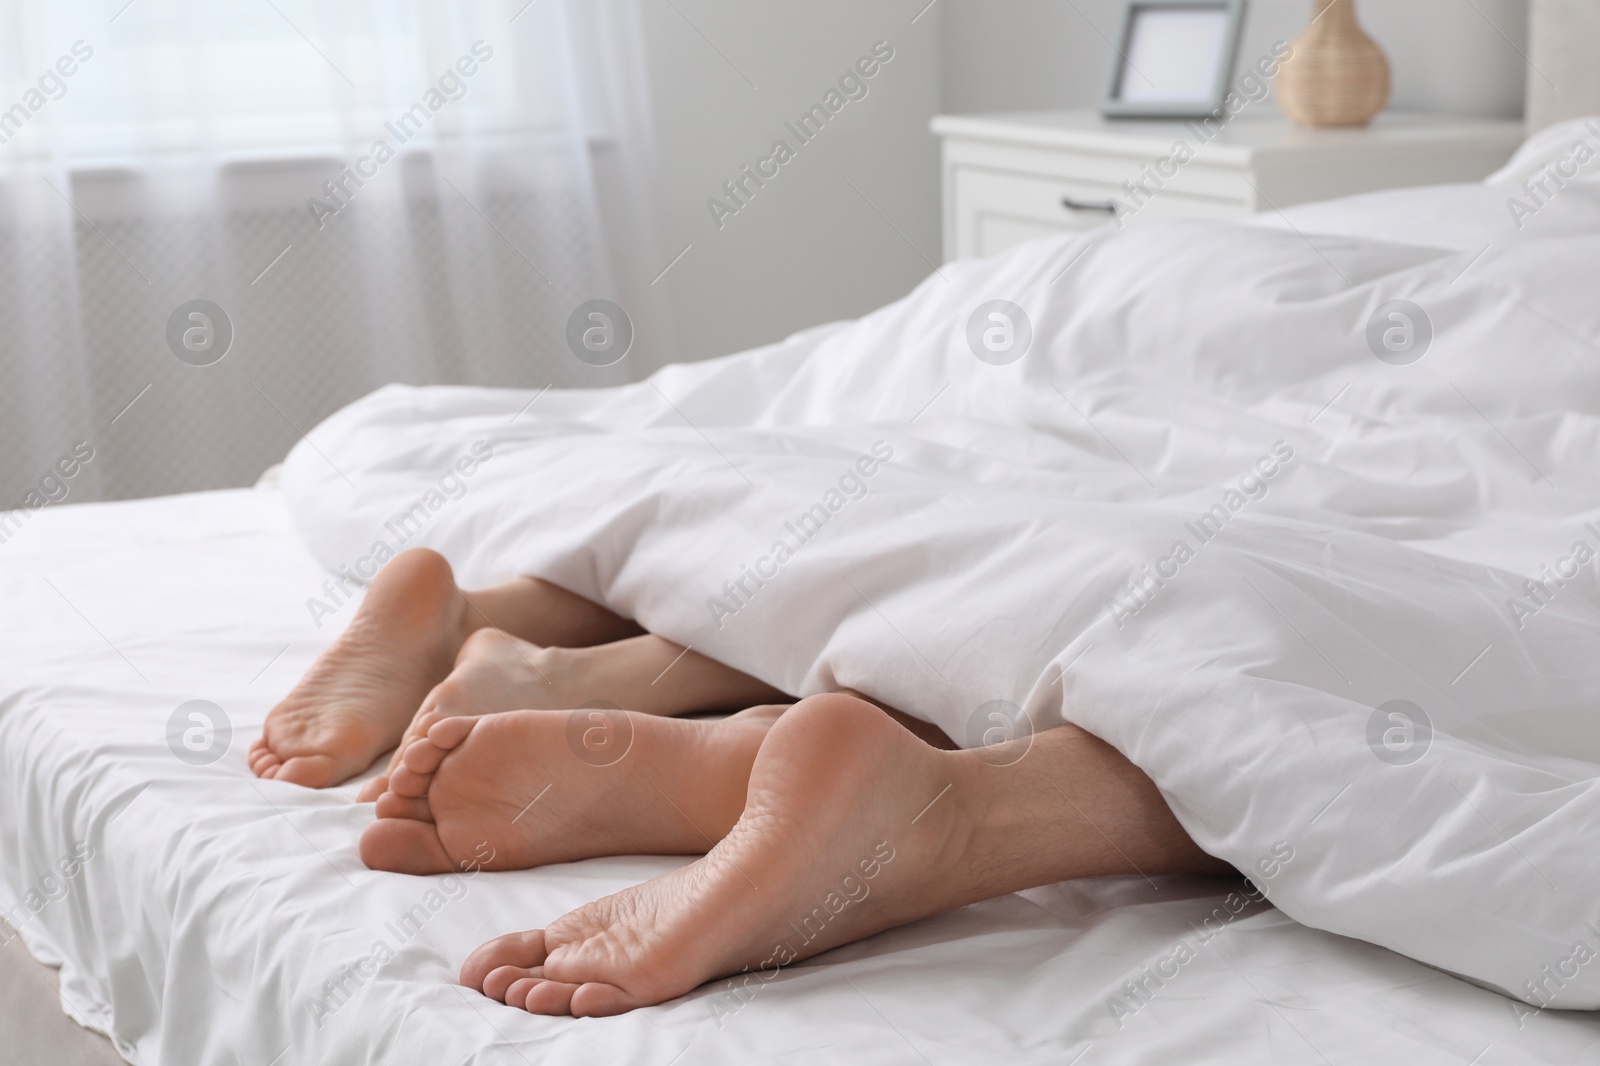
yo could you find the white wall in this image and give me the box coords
[637,1,1531,363]
[1528,0,1600,129]
[637,0,943,363]
[942,0,1529,118]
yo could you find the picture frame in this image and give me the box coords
[1100,0,1248,120]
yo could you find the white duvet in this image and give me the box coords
[282,121,1600,1016]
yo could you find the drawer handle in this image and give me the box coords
[1061,196,1119,215]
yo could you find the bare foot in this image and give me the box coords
[358,705,785,874]
[358,631,797,802]
[356,628,570,802]
[250,550,470,788]
[459,693,982,1017]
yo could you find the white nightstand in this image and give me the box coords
[930,109,1525,261]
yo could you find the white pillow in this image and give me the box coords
[1485,115,1600,186]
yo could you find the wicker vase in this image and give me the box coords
[1275,0,1391,127]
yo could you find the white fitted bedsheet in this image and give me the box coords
[0,488,1596,1065]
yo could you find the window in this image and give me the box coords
[1,1,551,166]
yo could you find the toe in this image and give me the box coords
[355,775,389,803]
[426,714,480,750]
[388,764,434,798]
[249,748,281,777]
[462,931,550,992]
[484,965,537,1003]
[401,737,450,775]
[374,792,434,822]
[524,979,580,1015]
[384,711,442,774]
[413,707,448,735]
[272,754,340,789]
[570,981,641,1018]
[359,817,454,874]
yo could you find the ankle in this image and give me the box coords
[496,642,596,710]
[917,751,990,911]
[556,637,688,715]
[446,591,479,652]
[544,643,611,707]
[929,742,1108,911]
[695,718,765,837]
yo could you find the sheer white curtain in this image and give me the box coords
[0,0,672,503]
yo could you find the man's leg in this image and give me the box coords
[252,548,644,788]
[459,693,1233,1016]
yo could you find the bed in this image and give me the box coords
[7,121,1600,1062]
[1,488,1596,1065]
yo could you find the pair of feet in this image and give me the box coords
[374,693,978,1017]
[245,550,992,1017]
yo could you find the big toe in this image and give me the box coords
[359,816,455,875]
[463,930,550,992]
